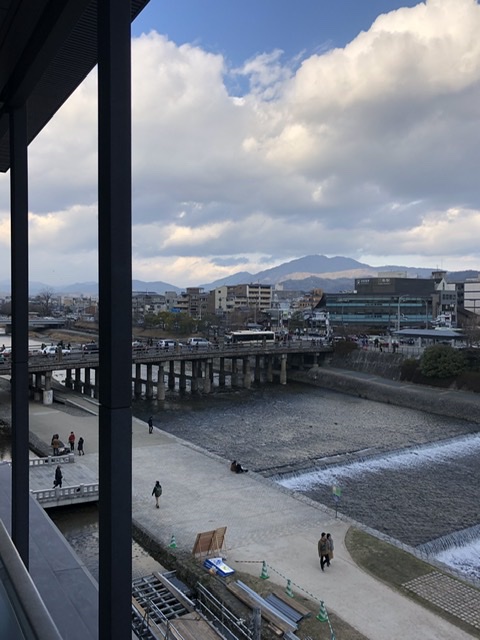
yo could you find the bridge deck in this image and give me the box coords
[29,456,99,508]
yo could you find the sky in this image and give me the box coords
[2,0,480,288]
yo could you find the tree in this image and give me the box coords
[420,345,467,378]
[36,287,55,316]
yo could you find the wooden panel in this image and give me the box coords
[170,612,224,640]
[270,588,312,617]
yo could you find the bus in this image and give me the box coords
[225,330,276,345]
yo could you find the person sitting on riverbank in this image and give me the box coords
[230,460,248,473]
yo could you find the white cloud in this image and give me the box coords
[2,0,480,287]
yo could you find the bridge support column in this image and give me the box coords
[84,368,92,397]
[203,360,212,393]
[179,361,186,391]
[267,356,273,382]
[146,364,153,399]
[93,369,99,399]
[74,368,83,393]
[134,363,142,396]
[243,357,251,389]
[231,357,239,387]
[191,360,199,393]
[168,361,175,390]
[219,358,225,387]
[254,355,261,383]
[280,354,287,385]
[64,368,73,389]
[157,365,165,400]
[43,371,53,405]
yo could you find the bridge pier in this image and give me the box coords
[168,361,175,390]
[64,369,73,389]
[231,357,239,388]
[134,364,142,397]
[43,371,53,405]
[218,358,226,387]
[157,364,165,400]
[267,356,273,382]
[243,357,251,389]
[179,361,186,391]
[203,360,213,393]
[254,355,261,384]
[280,354,287,385]
[191,360,199,393]
[145,364,154,399]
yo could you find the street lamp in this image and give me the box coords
[397,295,409,332]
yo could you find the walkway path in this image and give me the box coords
[19,383,478,640]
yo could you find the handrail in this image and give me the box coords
[0,519,63,640]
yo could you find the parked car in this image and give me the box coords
[156,339,180,350]
[42,345,71,356]
[186,337,212,348]
[82,342,99,354]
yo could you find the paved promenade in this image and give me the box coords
[19,387,477,640]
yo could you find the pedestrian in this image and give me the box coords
[152,480,162,508]
[77,437,84,456]
[68,431,75,452]
[326,533,334,566]
[318,532,329,571]
[148,416,153,434]
[52,434,60,457]
[53,465,63,488]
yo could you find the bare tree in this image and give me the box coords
[37,287,55,316]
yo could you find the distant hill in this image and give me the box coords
[0,256,477,296]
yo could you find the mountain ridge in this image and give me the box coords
[0,255,477,295]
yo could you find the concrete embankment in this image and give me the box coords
[291,364,480,425]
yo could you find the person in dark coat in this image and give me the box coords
[148,416,153,434]
[318,532,329,571]
[152,481,162,508]
[326,533,334,566]
[53,465,63,488]
[77,437,84,455]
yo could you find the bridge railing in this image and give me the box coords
[29,454,75,467]
[31,482,99,504]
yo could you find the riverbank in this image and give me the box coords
[290,364,480,424]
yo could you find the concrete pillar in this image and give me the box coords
[231,357,238,387]
[267,356,273,383]
[179,360,186,391]
[43,371,53,405]
[243,357,251,389]
[134,363,142,396]
[157,364,165,400]
[280,354,287,385]
[84,368,91,396]
[94,369,99,399]
[191,360,199,393]
[219,357,226,386]
[146,364,153,399]
[74,368,83,393]
[204,360,212,393]
[168,361,175,390]
[254,354,261,383]
[64,368,73,389]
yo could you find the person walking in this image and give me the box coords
[318,532,329,571]
[148,416,153,434]
[326,533,334,566]
[53,465,63,488]
[68,431,75,452]
[77,437,84,456]
[152,481,162,508]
